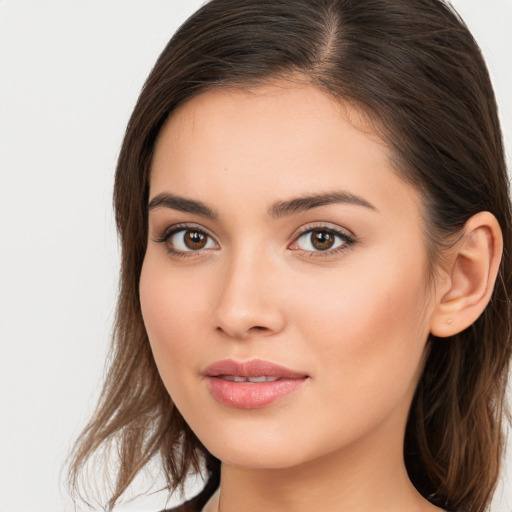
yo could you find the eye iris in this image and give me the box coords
[311,230,335,250]
[184,231,207,250]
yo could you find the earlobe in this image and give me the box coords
[430,211,503,338]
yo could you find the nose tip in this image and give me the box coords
[212,259,286,340]
[214,298,285,340]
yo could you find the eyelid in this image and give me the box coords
[153,222,219,255]
[288,223,357,255]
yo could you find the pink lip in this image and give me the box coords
[203,359,309,409]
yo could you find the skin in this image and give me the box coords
[140,83,450,512]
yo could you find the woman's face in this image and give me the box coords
[140,84,437,469]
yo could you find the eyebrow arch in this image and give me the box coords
[147,190,375,219]
[269,191,377,218]
[147,192,218,219]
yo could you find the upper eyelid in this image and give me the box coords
[153,222,216,242]
[291,222,356,240]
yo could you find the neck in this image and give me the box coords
[212,425,439,512]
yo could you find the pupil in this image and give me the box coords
[185,231,207,249]
[312,230,334,250]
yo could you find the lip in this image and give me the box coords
[203,359,309,409]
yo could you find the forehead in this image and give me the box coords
[149,84,422,223]
[154,83,383,169]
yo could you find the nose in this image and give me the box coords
[212,249,286,340]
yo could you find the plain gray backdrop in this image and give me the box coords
[0,1,511,511]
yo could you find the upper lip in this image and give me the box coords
[203,359,308,379]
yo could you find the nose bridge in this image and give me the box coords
[213,243,285,339]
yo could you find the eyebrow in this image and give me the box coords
[147,190,376,219]
[269,191,377,218]
[147,192,218,218]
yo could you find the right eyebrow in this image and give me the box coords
[147,192,218,219]
[269,190,377,218]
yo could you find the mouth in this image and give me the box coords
[203,359,309,409]
[219,375,281,383]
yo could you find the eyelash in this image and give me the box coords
[153,223,356,259]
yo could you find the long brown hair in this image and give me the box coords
[68,1,512,510]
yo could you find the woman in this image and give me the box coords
[68,1,512,511]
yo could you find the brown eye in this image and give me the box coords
[292,227,351,253]
[184,230,207,250]
[165,228,218,253]
[310,230,335,250]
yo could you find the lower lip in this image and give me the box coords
[206,377,307,409]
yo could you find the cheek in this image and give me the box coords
[139,258,207,397]
[293,249,429,340]
[297,252,431,420]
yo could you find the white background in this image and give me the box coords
[0,1,511,511]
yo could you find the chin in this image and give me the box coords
[188,419,297,468]
[191,419,329,471]
[208,442,308,470]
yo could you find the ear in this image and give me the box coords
[430,211,503,338]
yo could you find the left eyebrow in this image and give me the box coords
[269,191,377,218]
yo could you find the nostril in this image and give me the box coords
[215,324,270,338]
